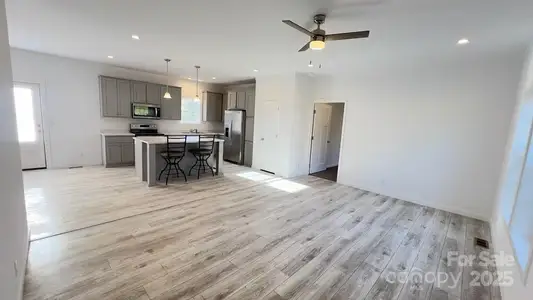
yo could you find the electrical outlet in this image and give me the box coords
[14,260,18,277]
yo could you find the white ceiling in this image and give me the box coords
[5,0,533,83]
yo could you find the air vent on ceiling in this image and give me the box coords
[475,237,489,249]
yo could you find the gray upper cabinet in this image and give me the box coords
[146,83,161,105]
[100,75,182,119]
[160,86,182,120]
[245,90,255,117]
[204,92,223,122]
[101,77,119,117]
[117,79,131,117]
[131,81,147,103]
[228,91,237,109]
[100,76,131,118]
[236,91,246,109]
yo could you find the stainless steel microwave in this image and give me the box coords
[132,103,161,119]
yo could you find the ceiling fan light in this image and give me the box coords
[310,40,325,50]
[163,91,172,99]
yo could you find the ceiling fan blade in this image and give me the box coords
[298,42,310,52]
[282,20,313,37]
[325,30,370,41]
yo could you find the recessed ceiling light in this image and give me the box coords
[131,35,140,40]
[187,77,192,80]
[457,38,470,45]
[212,77,216,80]
[107,55,114,59]
[253,69,259,72]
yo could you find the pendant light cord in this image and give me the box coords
[195,66,200,98]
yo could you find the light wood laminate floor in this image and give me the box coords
[23,164,500,300]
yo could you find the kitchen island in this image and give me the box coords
[134,135,225,186]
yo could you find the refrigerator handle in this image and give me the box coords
[225,122,232,139]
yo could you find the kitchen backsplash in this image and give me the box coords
[101,118,224,133]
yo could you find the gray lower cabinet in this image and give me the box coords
[102,136,135,167]
[121,143,135,164]
[244,141,253,167]
[106,144,123,165]
[204,92,223,122]
[146,83,161,105]
[100,76,131,118]
[160,86,182,120]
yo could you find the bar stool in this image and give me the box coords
[159,135,187,185]
[188,135,216,179]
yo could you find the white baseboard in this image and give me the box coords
[337,181,489,222]
[398,197,490,222]
[18,229,30,300]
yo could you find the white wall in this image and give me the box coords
[326,103,344,168]
[0,1,29,299]
[254,50,525,221]
[491,46,533,299]
[319,52,524,221]
[10,48,225,169]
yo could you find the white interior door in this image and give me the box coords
[13,83,46,169]
[310,103,332,173]
[256,100,279,173]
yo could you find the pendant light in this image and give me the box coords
[194,65,201,102]
[163,59,172,99]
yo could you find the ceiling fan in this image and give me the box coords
[282,14,370,52]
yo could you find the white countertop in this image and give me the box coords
[100,132,135,136]
[162,132,224,136]
[133,136,225,145]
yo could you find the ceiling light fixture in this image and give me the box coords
[308,61,313,67]
[310,40,325,51]
[457,38,470,45]
[107,55,114,59]
[163,59,172,99]
[187,77,192,80]
[212,77,216,80]
[194,66,201,102]
[253,69,259,72]
[131,35,140,40]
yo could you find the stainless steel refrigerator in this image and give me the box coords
[223,109,246,164]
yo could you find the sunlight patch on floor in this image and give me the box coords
[267,179,309,193]
[236,171,275,182]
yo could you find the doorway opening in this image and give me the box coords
[13,82,47,170]
[308,102,345,182]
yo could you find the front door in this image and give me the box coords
[310,103,332,173]
[13,82,46,169]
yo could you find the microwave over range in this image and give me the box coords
[132,103,161,119]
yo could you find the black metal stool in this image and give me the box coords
[159,135,187,185]
[188,135,216,179]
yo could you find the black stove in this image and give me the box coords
[129,124,165,136]
[133,133,166,137]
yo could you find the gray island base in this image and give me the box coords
[134,136,225,186]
